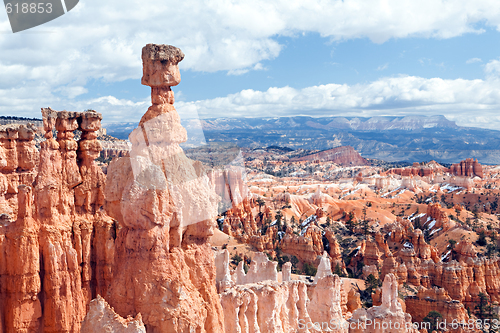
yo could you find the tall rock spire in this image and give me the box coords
[104,44,223,332]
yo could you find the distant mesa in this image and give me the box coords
[291,146,369,166]
[303,115,457,131]
[200,114,458,131]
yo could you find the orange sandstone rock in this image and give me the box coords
[104,44,224,332]
[350,274,418,333]
[0,108,115,332]
[81,295,146,333]
[405,286,468,324]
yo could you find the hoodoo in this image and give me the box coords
[102,44,223,332]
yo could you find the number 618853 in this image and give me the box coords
[5,3,53,14]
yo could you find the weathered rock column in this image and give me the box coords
[0,185,42,332]
[104,44,223,332]
[36,110,87,332]
[0,122,41,332]
[55,112,81,219]
[0,124,37,217]
[350,274,418,333]
[75,111,105,214]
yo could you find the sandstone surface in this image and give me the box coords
[81,295,146,333]
[349,274,417,333]
[103,44,223,332]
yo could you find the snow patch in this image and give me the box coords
[441,250,452,261]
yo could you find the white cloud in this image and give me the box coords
[485,58,500,77]
[175,75,500,130]
[376,63,389,71]
[2,0,500,78]
[227,62,267,75]
[3,0,500,121]
[10,72,500,130]
[466,57,482,64]
[54,86,88,98]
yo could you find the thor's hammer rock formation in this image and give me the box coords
[103,43,223,332]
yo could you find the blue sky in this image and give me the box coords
[2,0,500,129]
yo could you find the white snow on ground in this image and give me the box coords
[440,184,462,192]
[252,179,275,183]
[429,227,442,236]
[441,250,452,261]
[301,215,317,227]
[382,187,401,198]
[427,220,436,230]
[395,189,406,197]
[410,213,425,221]
[404,242,414,249]
[341,187,361,199]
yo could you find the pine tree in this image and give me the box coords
[423,311,442,332]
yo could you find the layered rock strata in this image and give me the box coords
[450,158,483,178]
[0,108,115,332]
[405,286,468,324]
[0,123,38,218]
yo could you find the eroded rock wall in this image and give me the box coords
[0,109,115,332]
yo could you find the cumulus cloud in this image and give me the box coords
[3,0,500,121]
[175,75,500,130]
[2,0,500,79]
[10,73,500,130]
[485,58,500,77]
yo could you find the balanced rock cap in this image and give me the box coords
[142,44,185,64]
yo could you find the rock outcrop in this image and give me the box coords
[221,275,347,333]
[405,286,468,324]
[281,224,324,263]
[81,295,146,333]
[215,249,235,293]
[314,252,333,283]
[0,109,115,332]
[0,123,38,218]
[454,240,477,262]
[235,252,278,285]
[104,44,223,332]
[450,158,483,178]
[350,274,417,333]
[423,203,455,233]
